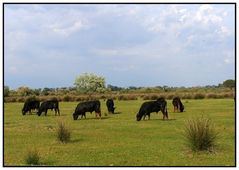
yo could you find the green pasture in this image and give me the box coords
[4,99,235,166]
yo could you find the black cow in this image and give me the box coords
[106,99,115,114]
[136,97,168,121]
[172,97,184,112]
[73,100,101,120]
[22,100,40,115]
[37,100,60,116]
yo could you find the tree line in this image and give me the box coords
[4,73,235,98]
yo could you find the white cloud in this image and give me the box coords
[195,5,222,24]
[50,20,87,36]
[4,4,235,88]
[111,65,137,72]
[8,66,18,74]
[224,51,234,64]
[93,48,119,56]
[216,25,231,37]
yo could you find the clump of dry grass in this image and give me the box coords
[57,121,71,143]
[25,148,41,165]
[184,116,218,152]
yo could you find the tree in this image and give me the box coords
[107,84,123,91]
[74,73,106,93]
[4,86,10,97]
[17,86,33,96]
[223,79,235,90]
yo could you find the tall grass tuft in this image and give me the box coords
[25,148,41,165]
[184,116,218,152]
[57,121,71,143]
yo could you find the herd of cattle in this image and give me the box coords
[22,97,184,121]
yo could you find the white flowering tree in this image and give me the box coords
[74,73,106,93]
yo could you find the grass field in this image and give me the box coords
[4,99,235,166]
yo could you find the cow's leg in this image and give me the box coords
[96,112,101,119]
[143,114,146,120]
[81,113,86,119]
[45,109,48,116]
[163,108,168,120]
[148,113,150,120]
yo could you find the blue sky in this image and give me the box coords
[4,4,235,89]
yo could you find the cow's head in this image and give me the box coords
[22,109,26,115]
[73,113,78,120]
[180,105,184,112]
[136,113,142,121]
[37,110,42,116]
[112,107,116,113]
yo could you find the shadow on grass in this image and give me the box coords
[112,112,122,114]
[77,117,111,120]
[37,114,66,117]
[69,138,82,143]
[143,118,177,121]
[39,159,56,166]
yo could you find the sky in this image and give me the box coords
[4,4,235,89]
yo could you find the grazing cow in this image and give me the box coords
[136,97,168,121]
[37,100,60,116]
[172,97,184,112]
[73,100,101,120]
[106,99,116,114]
[22,100,40,115]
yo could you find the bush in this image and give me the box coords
[184,116,218,152]
[4,97,17,103]
[206,93,218,99]
[62,95,74,102]
[193,93,205,99]
[17,97,26,103]
[57,121,71,143]
[165,94,174,100]
[25,148,41,165]
[182,93,193,99]
[118,95,137,100]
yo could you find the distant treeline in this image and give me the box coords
[4,85,235,103]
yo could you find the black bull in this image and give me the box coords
[73,100,101,120]
[136,98,168,121]
[172,97,184,112]
[37,100,60,116]
[106,99,115,114]
[22,100,40,115]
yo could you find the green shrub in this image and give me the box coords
[25,148,41,165]
[57,121,71,143]
[184,116,218,152]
